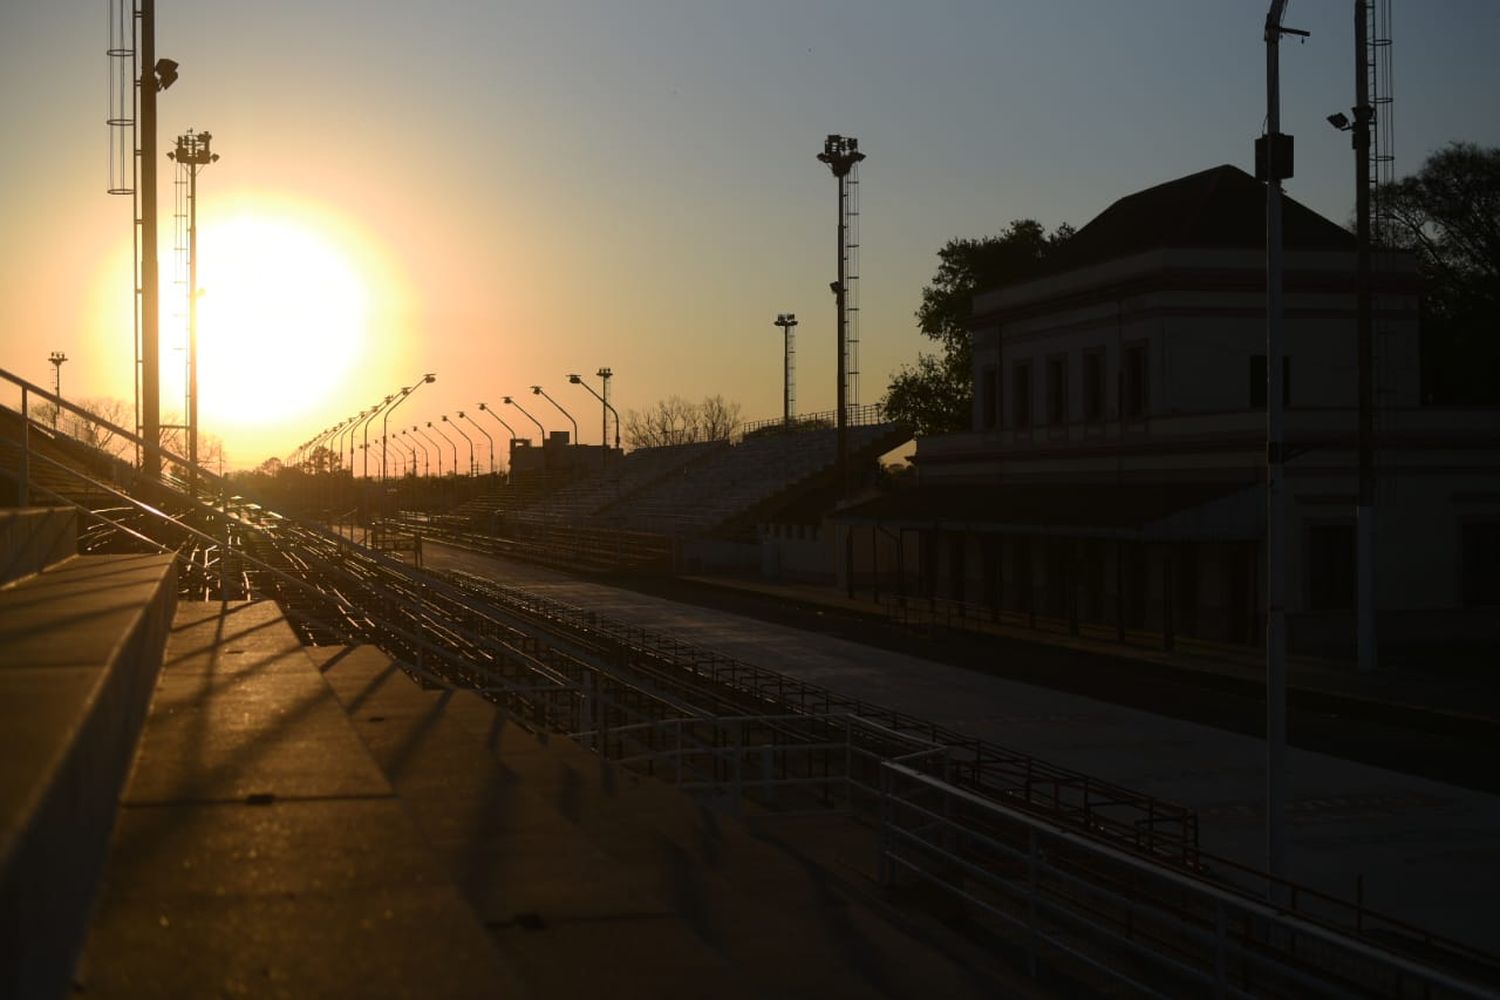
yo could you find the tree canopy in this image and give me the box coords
[1382,141,1500,403]
[883,220,1073,434]
[623,394,742,449]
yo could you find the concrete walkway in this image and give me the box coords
[78,601,523,998]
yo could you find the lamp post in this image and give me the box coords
[530,385,578,445]
[360,395,394,479]
[773,314,797,427]
[428,420,457,476]
[382,373,435,482]
[459,411,494,475]
[569,372,620,470]
[477,402,517,473]
[401,430,423,477]
[442,415,474,476]
[166,128,218,476]
[417,425,444,479]
[137,2,179,478]
[817,134,864,494]
[503,395,546,441]
[47,352,68,431]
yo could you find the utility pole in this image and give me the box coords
[1260,0,1306,890]
[818,135,863,495]
[1354,0,1377,673]
[48,353,68,430]
[169,129,218,478]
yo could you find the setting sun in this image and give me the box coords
[192,212,368,429]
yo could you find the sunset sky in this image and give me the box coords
[2,1,1498,469]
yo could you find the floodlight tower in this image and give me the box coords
[773,314,797,427]
[167,129,219,476]
[47,353,68,430]
[106,0,178,476]
[817,134,864,493]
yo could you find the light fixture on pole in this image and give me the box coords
[477,402,517,472]
[817,134,864,494]
[773,314,797,427]
[428,420,457,476]
[530,385,578,444]
[47,352,68,431]
[415,424,444,476]
[360,395,394,479]
[382,373,436,482]
[568,372,620,470]
[459,411,495,475]
[502,395,546,441]
[442,415,475,476]
[167,128,218,478]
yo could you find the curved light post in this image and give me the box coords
[442,415,474,476]
[360,394,395,479]
[415,424,443,476]
[428,420,458,476]
[340,409,367,472]
[477,402,517,473]
[406,429,430,477]
[503,395,546,442]
[399,431,423,476]
[530,385,578,444]
[568,372,621,469]
[382,373,436,482]
[459,410,494,475]
[399,432,417,477]
[570,371,624,446]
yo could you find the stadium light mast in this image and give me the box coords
[415,424,443,476]
[817,135,863,494]
[381,373,435,481]
[167,129,218,478]
[47,352,68,430]
[773,314,797,427]
[503,395,546,441]
[477,402,518,472]
[1260,0,1306,891]
[458,411,494,475]
[531,385,578,445]
[442,415,475,476]
[427,420,457,476]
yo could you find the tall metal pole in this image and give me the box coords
[171,130,218,481]
[818,136,863,495]
[459,411,494,475]
[774,314,797,427]
[48,353,67,430]
[1262,0,1303,889]
[531,386,578,443]
[140,0,161,477]
[1354,0,1377,673]
[442,415,474,476]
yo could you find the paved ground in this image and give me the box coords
[425,541,1500,957]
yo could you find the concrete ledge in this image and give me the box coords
[0,553,177,1000]
[0,508,77,587]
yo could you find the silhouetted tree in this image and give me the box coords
[884,220,1073,434]
[62,397,131,459]
[624,395,742,449]
[1382,142,1500,403]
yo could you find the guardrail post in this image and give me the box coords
[19,386,29,504]
[1214,899,1228,999]
[1027,826,1039,979]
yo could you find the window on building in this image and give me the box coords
[1123,344,1148,418]
[1249,355,1293,409]
[1013,361,1032,429]
[1306,522,1355,611]
[980,365,998,429]
[1046,356,1068,425]
[1461,522,1500,606]
[1083,350,1105,422]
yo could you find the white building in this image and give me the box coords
[837,165,1500,657]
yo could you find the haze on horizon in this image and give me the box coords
[2,1,1497,469]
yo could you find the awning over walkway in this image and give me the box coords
[832,482,1263,542]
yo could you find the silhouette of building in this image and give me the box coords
[836,165,1500,655]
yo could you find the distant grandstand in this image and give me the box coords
[399,404,910,573]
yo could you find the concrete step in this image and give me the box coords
[76,602,523,999]
[316,645,1016,998]
[0,552,176,1000]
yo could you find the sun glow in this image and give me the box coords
[193,212,370,428]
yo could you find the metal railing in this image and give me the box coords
[736,401,890,440]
